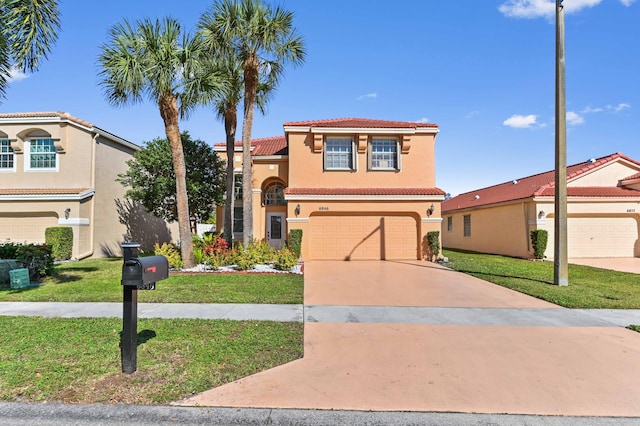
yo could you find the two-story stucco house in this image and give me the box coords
[0,112,173,258]
[442,152,640,259]
[215,118,445,260]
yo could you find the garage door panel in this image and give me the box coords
[565,216,638,258]
[0,214,58,244]
[310,215,417,260]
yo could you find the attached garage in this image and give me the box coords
[567,216,639,258]
[0,213,58,244]
[309,214,419,260]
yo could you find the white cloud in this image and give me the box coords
[581,106,603,114]
[465,110,480,119]
[566,111,585,125]
[499,0,602,19]
[415,117,430,123]
[7,66,29,82]
[357,92,377,101]
[620,0,636,6]
[609,103,631,112]
[503,114,539,129]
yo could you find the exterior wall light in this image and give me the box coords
[64,208,71,220]
[295,203,301,216]
[538,210,545,219]
[426,204,435,217]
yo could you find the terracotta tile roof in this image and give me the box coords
[214,136,288,156]
[285,187,446,196]
[621,172,640,181]
[283,117,438,129]
[0,188,91,195]
[0,111,94,128]
[443,152,640,212]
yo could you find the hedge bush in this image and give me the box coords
[427,231,440,261]
[288,229,302,258]
[0,242,54,280]
[153,242,183,269]
[530,229,548,259]
[45,226,73,261]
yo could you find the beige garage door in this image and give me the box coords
[309,215,418,260]
[0,214,58,244]
[567,216,638,258]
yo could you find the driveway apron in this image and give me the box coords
[178,260,640,417]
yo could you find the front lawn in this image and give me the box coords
[444,249,640,309]
[0,258,303,304]
[0,316,303,404]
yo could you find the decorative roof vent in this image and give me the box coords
[474,195,480,200]
[512,180,518,184]
[588,158,596,164]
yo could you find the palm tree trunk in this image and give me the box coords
[241,55,259,246]
[159,94,196,268]
[223,103,237,247]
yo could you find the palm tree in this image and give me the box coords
[0,0,61,100]
[97,17,220,268]
[199,0,305,246]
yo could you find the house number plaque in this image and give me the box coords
[319,206,329,211]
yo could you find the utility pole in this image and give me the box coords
[554,0,568,286]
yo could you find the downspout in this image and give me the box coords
[76,132,98,259]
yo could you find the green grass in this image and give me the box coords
[443,249,640,309]
[0,258,303,304]
[0,316,303,404]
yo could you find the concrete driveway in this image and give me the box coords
[178,260,640,417]
[569,257,640,274]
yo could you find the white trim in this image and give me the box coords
[284,126,439,135]
[0,139,16,173]
[58,218,90,226]
[254,155,288,161]
[0,189,95,201]
[528,219,546,226]
[286,217,309,223]
[251,189,262,194]
[421,217,443,223]
[285,194,445,201]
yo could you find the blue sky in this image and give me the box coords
[2,0,638,196]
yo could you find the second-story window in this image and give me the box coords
[263,182,286,206]
[370,138,399,170]
[26,138,57,171]
[234,174,243,200]
[0,139,15,171]
[324,137,355,171]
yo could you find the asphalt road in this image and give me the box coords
[0,403,638,426]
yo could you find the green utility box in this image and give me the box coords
[9,268,31,289]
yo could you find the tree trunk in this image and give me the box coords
[159,93,196,268]
[223,103,237,247]
[241,55,259,246]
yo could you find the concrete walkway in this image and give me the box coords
[178,260,640,417]
[3,302,640,328]
[569,257,640,274]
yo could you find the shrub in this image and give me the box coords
[5,243,54,280]
[530,229,548,259]
[288,229,302,258]
[245,240,276,264]
[154,242,183,269]
[203,236,229,257]
[426,231,440,261]
[274,248,298,271]
[45,227,73,261]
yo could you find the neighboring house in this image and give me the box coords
[215,118,445,260]
[442,153,640,259]
[0,112,173,258]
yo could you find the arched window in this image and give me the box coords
[263,182,286,206]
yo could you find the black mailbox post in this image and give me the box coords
[120,243,168,374]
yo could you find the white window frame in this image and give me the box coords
[369,137,400,171]
[324,137,356,171]
[0,139,16,172]
[447,216,453,232]
[25,138,58,172]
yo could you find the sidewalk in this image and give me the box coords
[1,302,640,327]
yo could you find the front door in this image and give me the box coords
[266,213,285,249]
